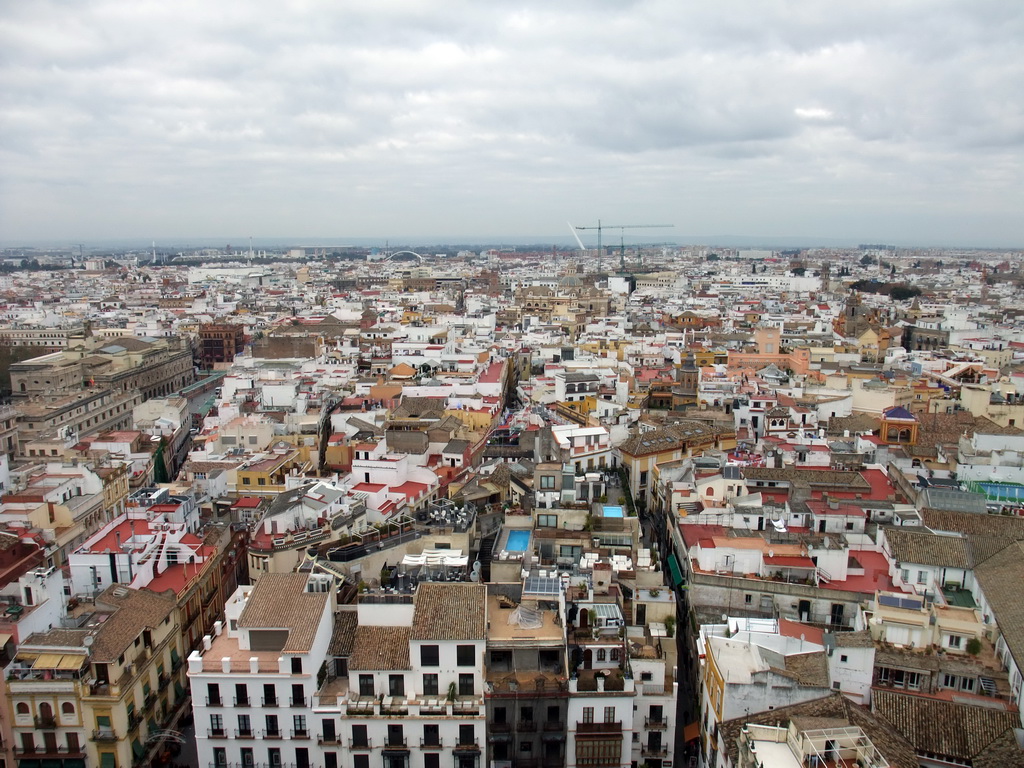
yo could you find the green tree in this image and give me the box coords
[889,284,922,301]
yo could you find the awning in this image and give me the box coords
[132,739,145,759]
[57,654,85,670]
[64,760,87,768]
[174,681,186,699]
[667,554,684,588]
[18,760,40,768]
[41,759,63,768]
[32,654,64,669]
[0,632,11,646]
[683,722,700,742]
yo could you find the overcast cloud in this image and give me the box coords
[1,0,1022,246]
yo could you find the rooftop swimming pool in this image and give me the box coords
[505,529,532,553]
[602,506,624,518]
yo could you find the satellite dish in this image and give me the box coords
[469,572,480,582]
[768,549,775,558]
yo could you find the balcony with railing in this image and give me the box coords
[642,744,669,758]
[644,717,668,730]
[14,744,86,758]
[384,736,408,749]
[576,721,622,735]
[349,738,373,749]
[207,728,227,738]
[91,728,119,742]
[33,714,57,729]
[454,738,480,751]
[234,696,250,707]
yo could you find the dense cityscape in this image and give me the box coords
[0,241,1020,768]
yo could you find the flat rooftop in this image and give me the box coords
[485,595,563,645]
[200,630,282,674]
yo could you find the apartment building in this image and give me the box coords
[188,573,335,768]
[16,390,141,456]
[10,336,195,402]
[485,594,569,768]
[550,425,611,474]
[5,585,181,768]
[336,582,487,768]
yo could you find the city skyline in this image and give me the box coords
[1,1,1022,247]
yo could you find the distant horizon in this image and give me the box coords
[2,233,1021,253]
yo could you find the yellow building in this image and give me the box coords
[6,586,182,768]
[617,421,725,507]
[235,444,302,495]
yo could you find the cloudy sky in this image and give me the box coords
[1,0,1022,247]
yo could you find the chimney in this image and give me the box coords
[214,620,223,636]
[202,635,212,651]
[115,531,121,549]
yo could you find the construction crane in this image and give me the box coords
[574,220,673,274]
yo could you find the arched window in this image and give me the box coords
[706,487,715,497]
[61,702,75,715]
[15,702,29,715]
[597,649,606,662]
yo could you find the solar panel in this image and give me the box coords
[900,598,922,611]
[878,595,902,608]
[524,576,560,595]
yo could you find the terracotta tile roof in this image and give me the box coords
[411,582,486,641]
[719,693,918,768]
[742,467,871,490]
[237,573,329,653]
[921,508,1024,540]
[972,727,1024,768]
[825,413,879,435]
[348,625,411,670]
[872,688,1021,763]
[90,586,177,662]
[916,413,1023,446]
[780,651,829,687]
[22,628,92,648]
[974,540,1024,670]
[874,647,940,672]
[884,527,972,569]
[834,629,874,648]
[618,421,719,456]
[328,611,358,657]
